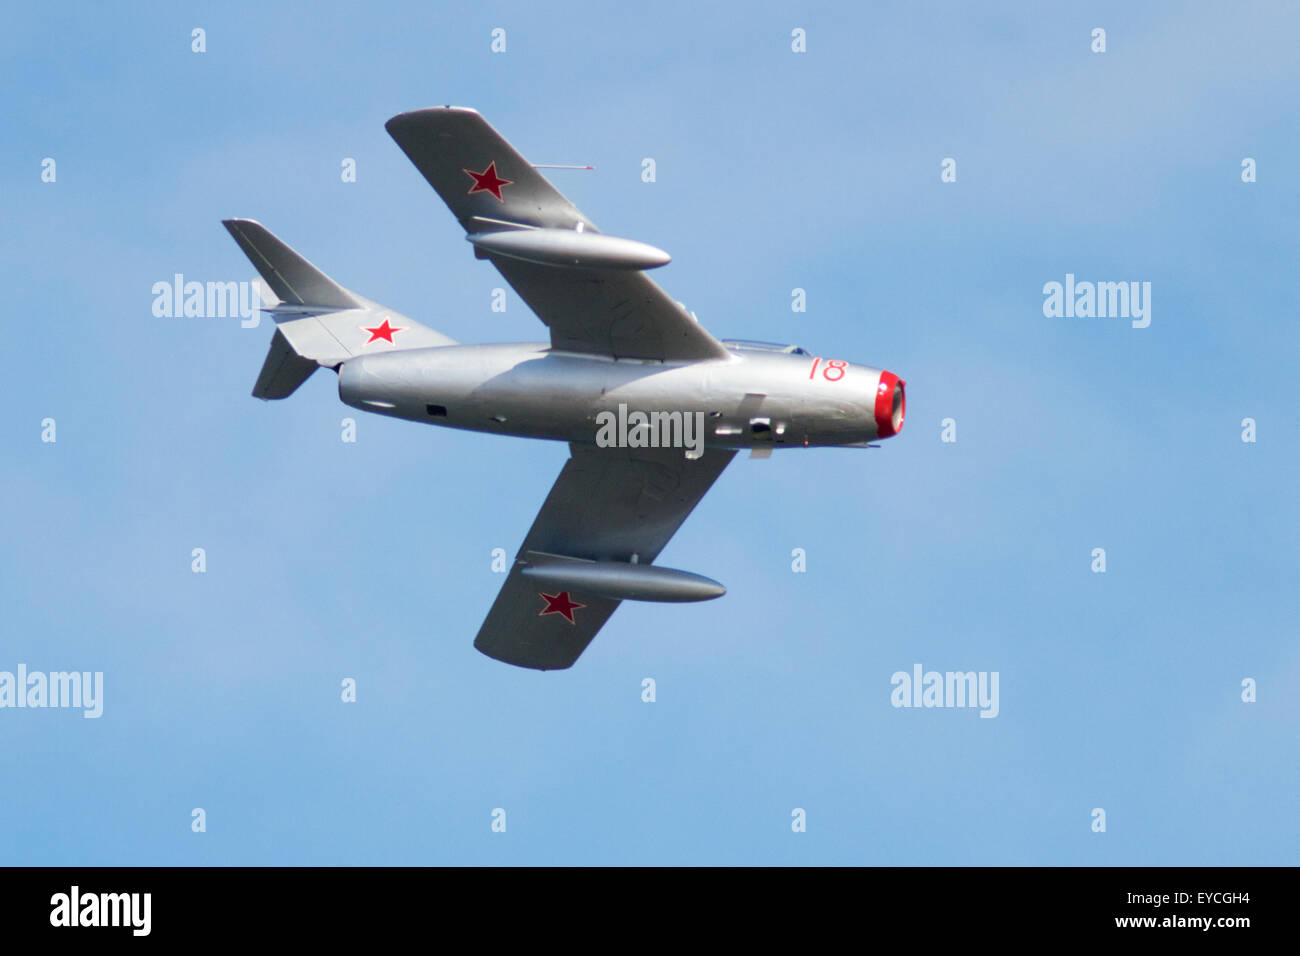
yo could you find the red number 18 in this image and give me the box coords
[809,357,847,382]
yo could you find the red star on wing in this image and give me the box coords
[463,161,513,202]
[538,591,585,625]
[361,317,406,345]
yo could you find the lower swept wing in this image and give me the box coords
[475,444,735,670]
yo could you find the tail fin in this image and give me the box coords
[222,219,456,399]
[224,219,361,310]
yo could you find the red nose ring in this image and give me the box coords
[874,372,906,438]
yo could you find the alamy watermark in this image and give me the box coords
[50,886,150,936]
[0,665,103,718]
[596,403,706,458]
[152,274,263,328]
[1042,273,1151,328]
[890,663,999,718]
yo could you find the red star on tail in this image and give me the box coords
[361,318,406,345]
[538,591,585,625]
[463,161,513,202]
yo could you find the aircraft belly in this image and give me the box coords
[465,352,610,440]
[340,346,877,446]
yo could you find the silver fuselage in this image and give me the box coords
[339,343,903,450]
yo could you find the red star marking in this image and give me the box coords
[463,161,513,202]
[538,591,585,625]
[361,317,406,345]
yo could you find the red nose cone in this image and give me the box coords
[874,371,906,438]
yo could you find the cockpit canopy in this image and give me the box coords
[720,339,810,356]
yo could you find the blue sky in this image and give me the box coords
[3,1,1297,865]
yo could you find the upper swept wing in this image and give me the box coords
[385,107,731,363]
[487,257,728,361]
[475,444,735,670]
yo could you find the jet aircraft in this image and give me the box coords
[224,107,906,669]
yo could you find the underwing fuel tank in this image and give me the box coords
[467,229,671,270]
[519,551,725,603]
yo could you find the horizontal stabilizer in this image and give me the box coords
[253,328,318,399]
